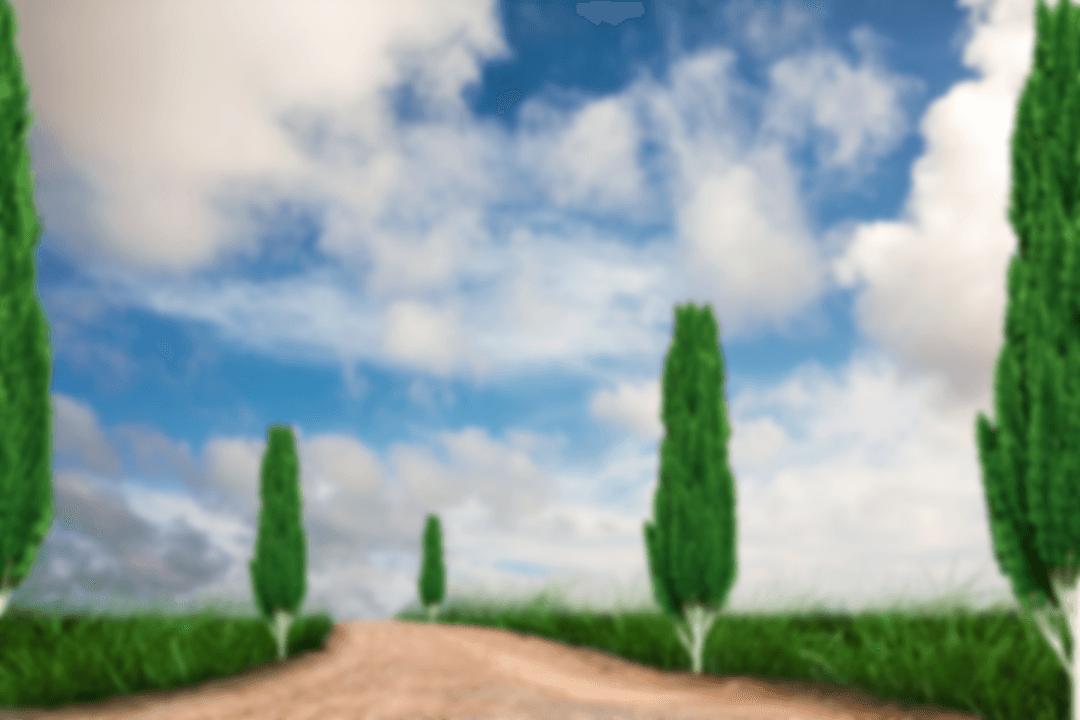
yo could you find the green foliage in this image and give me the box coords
[975,257,1057,613]
[644,301,737,621]
[418,513,446,619]
[249,424,307,658]
[975,0,1080,619]
[0,0,53,609]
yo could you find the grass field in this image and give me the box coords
[0,570,1073,720]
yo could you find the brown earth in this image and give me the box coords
[0,619,986,720]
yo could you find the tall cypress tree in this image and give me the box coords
[249,423,307,662]
[644,301,737,674]
[0,0,53,621]
[418,513,446,622]
[975,0,1080,713]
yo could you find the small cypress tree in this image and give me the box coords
[644,301,738,674]
[249,423,307,661]
[418,513,446,622]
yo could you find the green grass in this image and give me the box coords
[0,567,1073,719]
[0,590,337,711]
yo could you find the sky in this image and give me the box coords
[6,0,1067,623]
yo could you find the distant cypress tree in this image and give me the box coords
[0,0,53,621]
[418,513,446,622]
[644,301,737,674]
[249,424,307,661]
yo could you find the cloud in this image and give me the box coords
[53,395,124,481]
[828,11,1032,408]
[761,25,926,173]
[589,380,663,439]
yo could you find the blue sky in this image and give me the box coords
[9,0,1056,622]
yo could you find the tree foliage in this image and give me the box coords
[0,0,52,619]
[418,513,446,622]
[975,0,1080,618]
[644,301,737,672]
[249,423,307,660]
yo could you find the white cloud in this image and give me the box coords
[18,0,512,277]
[589,380,663,439]
[828,3,1034,408]
[675,149,826,334]
[761,25,925,171]
[532,96,652,215]
[24,2,918,380]
[380,300,476,375]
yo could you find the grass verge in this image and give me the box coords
[0,591,336,711]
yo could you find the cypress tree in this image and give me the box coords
[418,513,446,622]
[644,301,737,674]
[0,0,53,621]
[974,0,1080,713]
[249,423,307,661]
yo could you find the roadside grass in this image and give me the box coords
[394,568,1071,720]
[0,567,1071,720]
[0,590,337,711]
